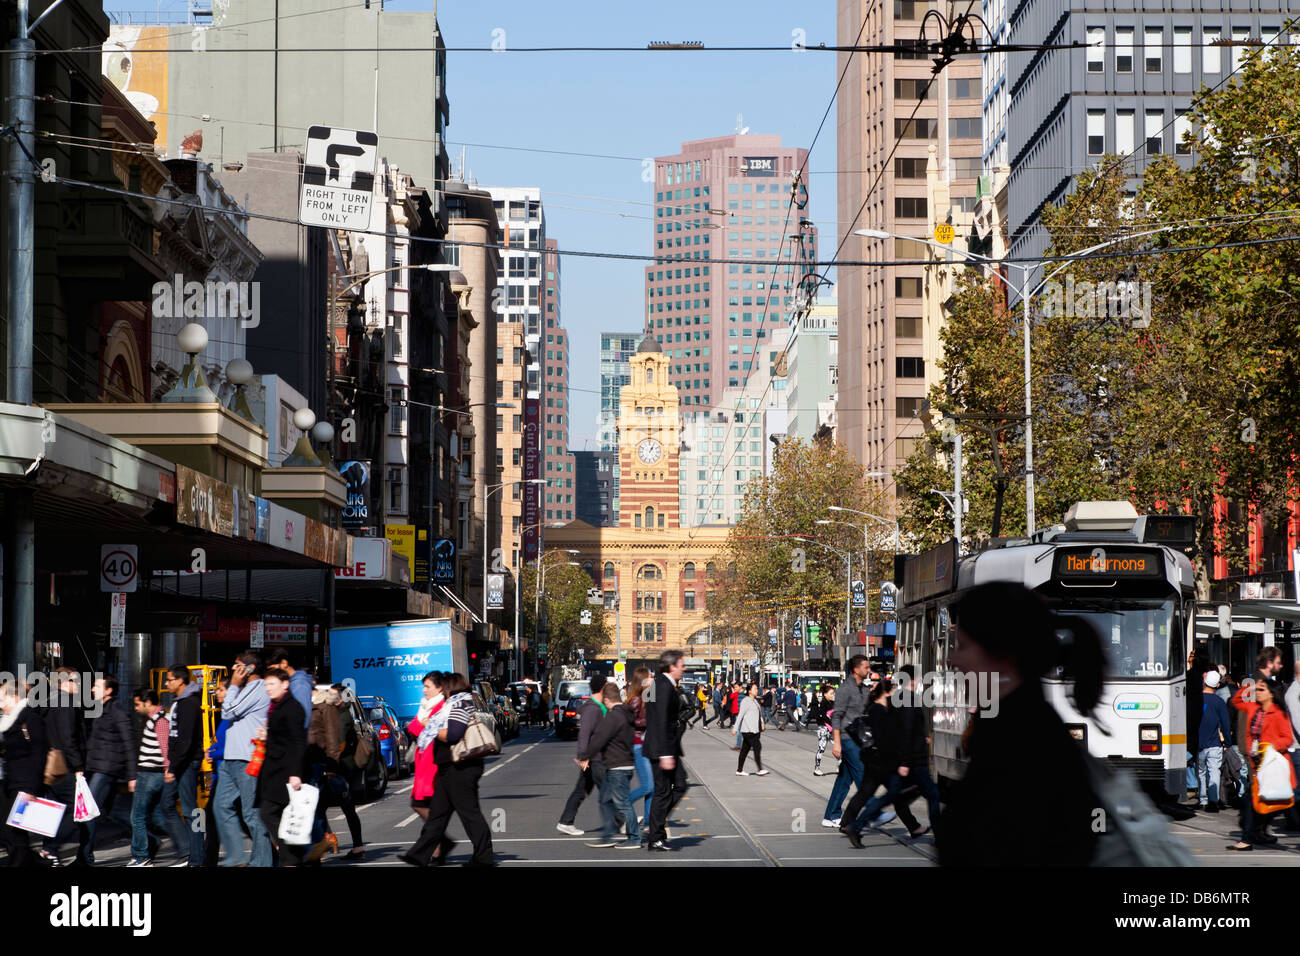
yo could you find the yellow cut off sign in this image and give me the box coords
[934,223,955,244]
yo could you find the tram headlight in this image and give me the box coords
[1065,724,1087,745]
[1139,724,1162,755]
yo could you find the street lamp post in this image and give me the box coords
[855,226,1175,534]
[483,477,546,676]
[535,551,579,667]
[794,536,853,665]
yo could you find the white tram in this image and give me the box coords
[897,501,1197,797]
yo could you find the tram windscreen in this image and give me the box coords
[1049,597,1180,679]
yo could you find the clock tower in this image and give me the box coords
[617,336,680,530]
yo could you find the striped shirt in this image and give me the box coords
[137,711,169,772]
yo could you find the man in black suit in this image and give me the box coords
[643,650,688,851]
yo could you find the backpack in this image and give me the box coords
[1085,755,1196,866]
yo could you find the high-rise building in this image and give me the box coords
[573,451,615,527]
[542,240,576,526]
[599,332,641,515]
[835,0,983,478]
[105,1,450,188]
[786,290,838,443]
[645,134,815,412]
[484,187,546,567]
[1005,7,1290,264]
[679,326,788,528]
[444,181,501,613]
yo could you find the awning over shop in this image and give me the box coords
[0,403,353,575]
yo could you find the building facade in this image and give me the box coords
[835,0,983,479]
[599,331,640,514]
[547,339,729,657]
[1004,4,1290,264]
[785,291,838,443]
[573,451,616,527]
[645,134,816,410]
[542,239,576,526]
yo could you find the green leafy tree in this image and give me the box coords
[721,438,894,656]
[521,563,610,665]
[899,42,1300,596]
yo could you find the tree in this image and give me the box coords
[720,438,894,658]
[521,563,610,665]
[898,44,1300,596]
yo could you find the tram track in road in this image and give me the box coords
[684,723,937,865]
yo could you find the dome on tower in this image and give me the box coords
[635,335,662,354]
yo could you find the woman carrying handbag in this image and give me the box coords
[400,673,495,867]
[1227,677,1295,850]
[403,671,454,864]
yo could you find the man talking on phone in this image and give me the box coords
[213,652,272,867]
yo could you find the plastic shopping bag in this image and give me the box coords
[73,775,100,823]
[1256,746,1294,803]
[277,783,319,845]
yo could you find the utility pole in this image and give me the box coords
[4,0,61,672]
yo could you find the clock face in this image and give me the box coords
[637,438,662,464]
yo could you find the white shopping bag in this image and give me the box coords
[277,783,319,845]
[72,775,100,823]
[1257,747,1293,802]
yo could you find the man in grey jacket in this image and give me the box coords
[556,676,608,836]
[213,652,272,867]
[822,656,872,828]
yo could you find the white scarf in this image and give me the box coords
[0,698,28,734]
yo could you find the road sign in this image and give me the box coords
[299,125,378,229]
[109,592,126,647]
[487,573,505,609]
[851,579,867,608]
[934,222,955,244]
[793,619,804,640]
[807,624,821,646]
[580,609,593,625]
[587,587,604,606]
[100,544,138,593]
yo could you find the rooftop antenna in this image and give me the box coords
[735,113,749,135]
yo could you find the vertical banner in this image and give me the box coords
[339,460,371,532]
[522,396,542,562]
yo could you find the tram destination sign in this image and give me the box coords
[1053,548,1162,579]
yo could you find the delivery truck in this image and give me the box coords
[328,618,468,722]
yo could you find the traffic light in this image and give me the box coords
[470,652,478,661]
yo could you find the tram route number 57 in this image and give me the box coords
[100,544,139,593]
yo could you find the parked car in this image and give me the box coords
[553,679,591,738]
[473,681,515,740]
[469,690,503,753]
[358,695,412,780]
[326,684,387,801]
[495,695,520,739]
[555,693,589,740]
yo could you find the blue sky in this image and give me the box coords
[105,0,839,447]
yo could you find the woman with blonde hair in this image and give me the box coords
[625,667,655,829]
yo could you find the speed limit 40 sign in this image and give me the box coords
[101,544,139,593]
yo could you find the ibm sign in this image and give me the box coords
[743,156,776,177]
